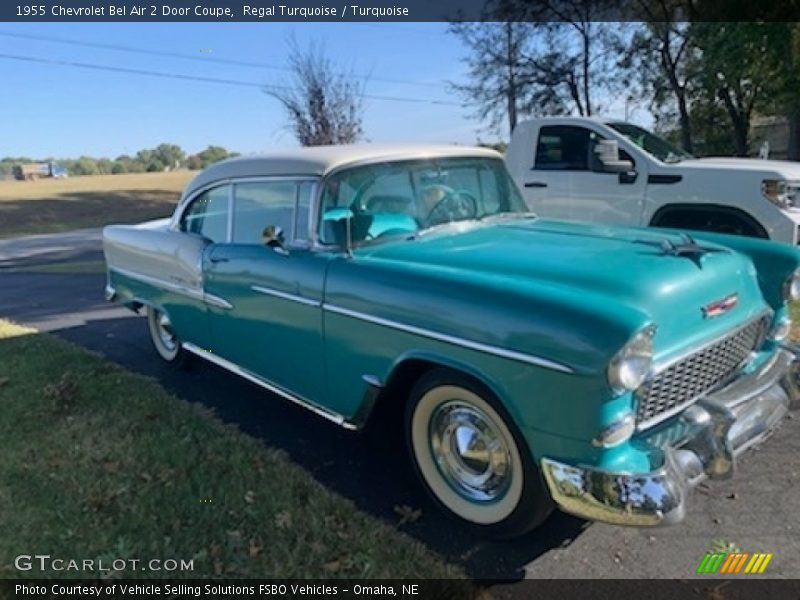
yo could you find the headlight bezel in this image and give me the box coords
[783,268,800,303]
[607,324,656,396]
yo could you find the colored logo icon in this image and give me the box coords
[696,552,773,574]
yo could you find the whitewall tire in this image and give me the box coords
[146,306,186,365]
[405,368,553,538]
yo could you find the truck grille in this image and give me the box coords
[635,315,770,429]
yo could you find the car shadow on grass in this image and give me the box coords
[21,288,589,581]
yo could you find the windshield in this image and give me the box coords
[608,122,693,163]
[318,156,528,247]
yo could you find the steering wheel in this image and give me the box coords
[424,187,479,228]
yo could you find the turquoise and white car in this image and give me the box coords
[103,145,800,538]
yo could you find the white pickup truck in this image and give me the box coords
[505,117,800,244]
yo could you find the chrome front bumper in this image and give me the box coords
[541,347,800,526]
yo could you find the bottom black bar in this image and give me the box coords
[2,580,800,600]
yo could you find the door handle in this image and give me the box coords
[524,181,548,188]
[209,256,229,263]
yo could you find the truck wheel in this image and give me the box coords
[146,306,189,367]
[405,368,553,539]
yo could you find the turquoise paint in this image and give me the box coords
[111,214,800,475]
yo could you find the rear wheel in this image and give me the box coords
[146,306,189,366]
[405,369,553,539]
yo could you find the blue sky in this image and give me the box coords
[0,23,643,159]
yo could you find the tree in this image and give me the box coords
[621,2,699,152]
[265,39,364,146]
[450,1,623,136]
[693,22,787,156]
[449,20,536,136]
[113,154,144,174]
[153,143,186,170]
[187,145,236,170]
[70,156,100,176]
[506,0,625,117]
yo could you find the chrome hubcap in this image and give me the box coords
[155,312,177,352]
[430,401,512,502]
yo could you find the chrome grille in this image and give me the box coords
[635,315,769,429]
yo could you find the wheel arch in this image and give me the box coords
[368,350,525,434]
[649,203,769,239]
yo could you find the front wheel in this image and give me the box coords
[146,306,189,367]
[405,369,553,539]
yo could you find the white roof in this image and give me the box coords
[182,143,502,199]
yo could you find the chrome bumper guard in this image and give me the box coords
[541,347,800,526]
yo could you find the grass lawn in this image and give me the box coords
[0,320,470,585]
[0,172,193,238]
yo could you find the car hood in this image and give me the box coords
[354,218,769,363]
[678,157,800,178]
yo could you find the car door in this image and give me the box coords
[530,125,647,225]
[203,178,331,404]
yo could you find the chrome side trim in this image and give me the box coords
[183,342,356,430]
[110,266,233,310]
[250,285,322,307]
[322,303,574,374]
[111,266,202,300]
[362,374,384,388]
[204,293,233,310]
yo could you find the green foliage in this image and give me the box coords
[0,323,469,583]
[186,145,237,170]
[1,144,236,178]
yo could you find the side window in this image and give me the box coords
[180,185,230,243]
[535,126,590,171]
[232,180,313,245]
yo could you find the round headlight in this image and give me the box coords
[608,325,655,394]
[784,269,800,302]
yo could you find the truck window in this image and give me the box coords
[535,126,590,171]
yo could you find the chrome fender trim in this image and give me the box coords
[322,303,574,374]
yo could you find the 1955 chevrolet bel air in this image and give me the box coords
[103,144,800,538]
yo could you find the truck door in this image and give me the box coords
[528,125,647,226]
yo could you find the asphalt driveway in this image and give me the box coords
[0,230,798,585]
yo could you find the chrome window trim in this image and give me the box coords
[226,183,234,242]
[228,176,320,245]
[173,181,234,243]
[250,285,321,308]
[182,342,356,430]
[311,155,513,250]
[322,303,574,374]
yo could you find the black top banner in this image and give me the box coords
[2,0,800,22]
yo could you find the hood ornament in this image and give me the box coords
[635,233,726,267]
[702,293,739,318]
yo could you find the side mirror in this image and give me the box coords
[592,139,634,173]
[262,225,288,255]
